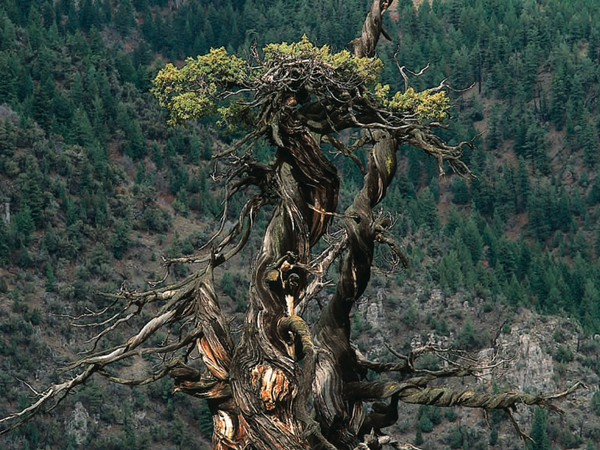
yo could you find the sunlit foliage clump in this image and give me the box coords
[372,84,449,122]
[152,48,246,125]
[153,36,450,129]
[262,35,383,86]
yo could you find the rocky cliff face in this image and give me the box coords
[353,283,599,449]
[497,312,559,393]
[66,402,90,446]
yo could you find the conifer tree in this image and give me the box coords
[0,217,10,263]
[529,408,550,450]
[12,205,35,247]
[115,0,136,35]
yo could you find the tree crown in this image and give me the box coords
[152,35,449,133]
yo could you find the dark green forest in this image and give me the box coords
[1,0,600,449]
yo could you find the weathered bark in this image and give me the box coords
[307,3,401,446]
[218,5,398,447]
[352,0,393,58]
[228,116,340,449]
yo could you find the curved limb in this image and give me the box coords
[352,0,394,58]
[345,381,585,443]
[308,1,476,445]
[0,365,97,436]
[311,129,399,446]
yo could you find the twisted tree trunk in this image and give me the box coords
[227,114,340,449]
[212,4,399,448]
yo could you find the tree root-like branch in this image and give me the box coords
[504,407,533,443]
[345,380,585,414]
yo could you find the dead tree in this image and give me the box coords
[0,1,582,449]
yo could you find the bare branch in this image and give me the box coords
[504,407,534,443]
[295,233,349,315]
[393,47,430,92]
[0,366,96,435]
[82,312,137,353]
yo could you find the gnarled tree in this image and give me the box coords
[0,1,582,449]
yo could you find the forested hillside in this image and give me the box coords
[0,0,599,449]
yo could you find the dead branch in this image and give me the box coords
[0,366,96,436]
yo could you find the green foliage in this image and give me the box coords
[373,85,449,122]
[529,408,550,450]
[418,414,433,433]
[451,177,470,205]
[439,250,463,293]
[45,261,55,292]
[221,270,238,301]
[135,204,172,233]
[12,205,35,247]
[416,187,440,230]
[415,428,424,445]
[553,345,574,364]
[0,276,8,293]
[195,401,214,439]
[263,35,382,86]
[115,0,136,34]
[152,48,247,125]
[401,300,418,326]
[417,405,442,434]
[444,408,458,423]
[456,317,490,350]
[592,391,600,416]
[153,33,449,130]
[559,429,583,449]
[111,219,132,260]
[0,218,10,263]
[489,427,498,446]
[449,427,464,449]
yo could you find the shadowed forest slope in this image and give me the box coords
[0,0,599,449]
